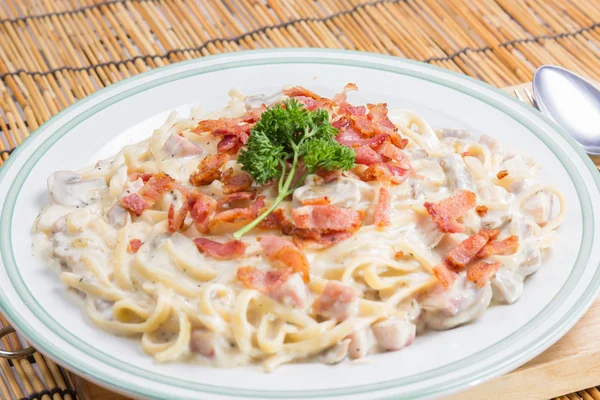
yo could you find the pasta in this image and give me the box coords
[33,85,565,371]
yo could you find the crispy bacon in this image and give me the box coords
[212,196,265,225]
[260,235,310,282]
[316,168,342,182]
[194,238,247,260]
[375,142,411,169]
[237,266,292,292]
[445,233,489,269]
[188,192,217,234]
[476,205,488,217]
[189,153,228,186]
[294,231,354,249]
[301,197,331,206]
[217,135,242,154]
[360,162,410,185]
[477,235,519,258]
[374,187,391,228]
[433,261,457,289]
[168,202,190,233]
[257,208,292,231]
[121,173,175,216]
[389,131,408,150]
[292,205,364,232]
[423,190,477,233]
[283,86,333,111]
[467,261,502,288]
[496,170,508,180]
[216,192,255,209]
[335,126,388,149]
[313,281,358,321]
[192,107,264,144]
[128,239,143,253]
[332,82,358,107]
[221,168,253,194]
[355,146,385,165]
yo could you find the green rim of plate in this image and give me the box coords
[0,49,599,400]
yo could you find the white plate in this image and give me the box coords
[1,49,599,400]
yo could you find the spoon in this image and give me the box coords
[533,65,600,156]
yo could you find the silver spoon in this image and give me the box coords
[533,65,600,156]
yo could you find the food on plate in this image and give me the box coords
[33,84,565,370]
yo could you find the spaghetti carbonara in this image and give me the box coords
[33,85,565,371]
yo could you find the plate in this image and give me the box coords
[1,49,599,400]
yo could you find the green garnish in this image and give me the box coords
[234,99,355,239]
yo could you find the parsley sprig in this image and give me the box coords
[234,99,355,239]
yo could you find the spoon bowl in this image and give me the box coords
[533,65,600,155]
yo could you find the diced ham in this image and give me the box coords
[216,192,255,209]
[347,326,375,359]
[433,261,457,288]
[221,168,253,194]
[168,202,189,233]
[211,196,265,225]
[372,319,416,351]
[217,135,242,154]
[360,162,410,185]
[237,266,293,293]
[192,107,264,144]
[121,173,175,216]
[128,239,143,253]
[313,281,358,321]
[188,192,217,234]
[189,329,218,358]
[446,233,489,269]
[374,186,391,228]
[292,205,364,232]
[423,190,477,233]
[189,153,228,186]
[477,236,519,258]
[260,235,310,282]
[268,273,309,308]
[466,261,502,288]
[162,133,204,158]
[194,238,247,260]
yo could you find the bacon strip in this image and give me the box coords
[374,186,391,228]
[188,192,217,234]
[424,190,477,233]
[260,235,310,282]
[212,196,265,225]
[257,208,293,231]
[217,135,242,154]
[128,239,143,253]
[121,173,175,216]
[192,107,264,144]
[316,168,342,182]
[360,162,410,185]
[375,142,411,169]
[283,86,334,111]
[168,202,190,233]
[445,233,489,269]
[194,238,247,260]
[467,261,502,288]
[237,266,292,292]
[477,236,519,258]
[129,172,152,182]
[216,191,255,209]
[433,261,457,289]
[292,205,364,232]
[221,168,253,194]
[301,196,331,206]
[189,153,228,186]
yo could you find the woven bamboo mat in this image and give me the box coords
[1,0,600,399]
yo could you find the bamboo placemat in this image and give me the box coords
[1,0,600,399]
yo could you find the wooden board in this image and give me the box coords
[73,82,600,400]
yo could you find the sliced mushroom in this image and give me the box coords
[162,133,204,158]
[107,204,128,228]
[293,176,364,208]
[244,91,283,110]
[48,171,107,207]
